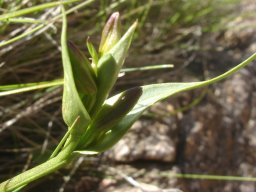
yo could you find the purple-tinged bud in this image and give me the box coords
[99,12,121,56]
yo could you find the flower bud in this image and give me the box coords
[91,20,137,116]
[99,12,121,56]
[77,87,142,150]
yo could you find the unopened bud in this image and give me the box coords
[99,12,121,56]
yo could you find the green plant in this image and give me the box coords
[0,6,256,192]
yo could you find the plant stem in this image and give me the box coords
[0,154,71,192]
[0,123,81,192]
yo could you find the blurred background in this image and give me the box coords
[1,0,256,191]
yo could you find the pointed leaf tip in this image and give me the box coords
[86,37,99,66]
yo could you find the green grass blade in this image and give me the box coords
[121,64,174,72]
[0,0,96,48]
[5,17,46,24]
[0,24,44,47]
[164,172,256,182]
[0,79,63,97]
[1,51,254,98]
[50,116,80,159]
[0,0,80,21]
[0,63,172,96]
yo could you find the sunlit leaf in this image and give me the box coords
[78,87,142,149]
[61,7,91,133]
[86,52,256,152]
[91,21,137,115]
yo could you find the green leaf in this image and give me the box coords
[108,21,137,72]
[91,22,137,115]
[77,87,142,149]
[90,87,142,132]
[86,52,256,152]
[68,41,97,94]
[61,7,90,134]
[91,54,117,115]
[86,38,99,67]
[121,64,174,72]
[67,41,97,111]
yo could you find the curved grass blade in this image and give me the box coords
[0,79,63,97]
[0,24,44,47]
[0,0,96,48]
[6,17,46,24]
[162,172,256,182]
[0,0,80,21]
[121,64,174,72]
[0,64,172,97]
